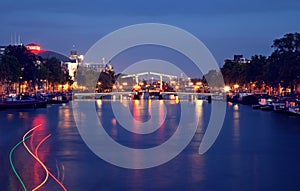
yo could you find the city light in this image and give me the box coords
[224,86,231,92]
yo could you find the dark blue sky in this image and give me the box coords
[1,0,300,69]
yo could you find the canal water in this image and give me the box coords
[1,100,300,191]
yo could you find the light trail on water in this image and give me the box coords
[22,124,49,191]
[34,134,67,191]
[9,135,32,191]
[9,124,68,191]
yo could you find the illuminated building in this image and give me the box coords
[0,46,6,55]
[83,57,107,72]
[26,43,43,55]
[224,54,251,64]
[26,43,81,82]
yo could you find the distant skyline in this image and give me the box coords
[1,0,300,72]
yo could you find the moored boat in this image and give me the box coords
[0,100,47,110]
[286,100,300,116]
[287,106,300,116]
[252,97,273,111]
[0,94,47,110]
[272,102,286,112]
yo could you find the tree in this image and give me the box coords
[74,66,99,92]
[4,45,38,82]
[271,33,300,93]
[246,55,267,87]
[221,60,247,85]
[0,56,11,82]
[96,64,118,92]
[204,69,224,90]
[44,57,67,88]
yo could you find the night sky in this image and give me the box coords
[1,0,300,75]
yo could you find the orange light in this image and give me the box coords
[26,45,41,51]
[35,134,68,191]
[22,124,49,191]
[224,86,230,92]
[23,125,68,191]
[26,44,42,54]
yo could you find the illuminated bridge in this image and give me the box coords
[73,92,224,101]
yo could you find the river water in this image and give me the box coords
[1,100,300,191]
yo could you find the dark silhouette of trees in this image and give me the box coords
[0,45,71,93]
[0,55,21,83]
[270,33,300,93]
[45,57,67,85]
[96,64,119,92]
[219,32,300,94]
[221,60,246,85]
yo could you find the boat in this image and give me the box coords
[0,98,47,110]
[47,96,69,104]
[252,97,273,111]
[252,104,261,109]
[260,98,274,111]
[43,93,69,104]
[286,100,300,116]
[239,93,258,105]
[287,106,300,116]
[272,102,286,112]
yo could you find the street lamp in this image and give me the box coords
[19,76,23,94]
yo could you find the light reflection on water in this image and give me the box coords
[1,101,300,190]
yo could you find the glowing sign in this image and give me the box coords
[26,43,42,54]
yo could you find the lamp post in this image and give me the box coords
[19,67,24,94]
[19,76,22,94]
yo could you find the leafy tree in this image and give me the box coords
[4,45,39,82]
[44,57,67,88]
[246,55,267,87]
[221,60,247,85]
[74,66,99,92]
[96,64,118,92]
[0,55,21,93]
[204,69,224,89]
[271,33,300,92]
[0,56,11,82]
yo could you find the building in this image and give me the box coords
[26,43,81,82]
[64,48,83,81]
[0,46,6,55]
[25,43,43,55]
[83,57,107,72]
[225,54,250,64]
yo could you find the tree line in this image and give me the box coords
[218,33,300,93]
[0,45,71,92]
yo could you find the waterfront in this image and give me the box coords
[1,100,300,191]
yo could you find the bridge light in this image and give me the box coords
[233,84,239,89]
[196,82,202,86]
[224,86,230,92]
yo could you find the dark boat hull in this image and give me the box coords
[0,101,47,110]
[47,99,69,104]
